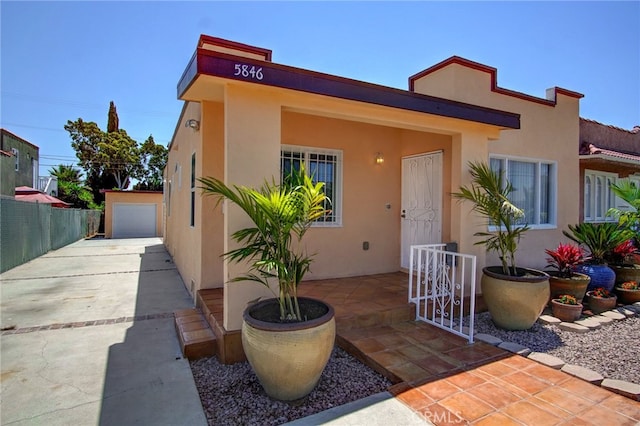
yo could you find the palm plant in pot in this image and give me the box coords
[199,166,335,402]
[453,161,549,330]
[544,243,590,304]
[563,223,633,292]
[550,294,583,323]
[607,180,640,260]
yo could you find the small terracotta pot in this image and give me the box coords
[586,291,617,314]
[614,287,640,304]
[550,299,583,322]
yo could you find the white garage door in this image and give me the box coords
[113,203,157,238]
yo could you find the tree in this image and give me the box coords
[49,164,98,209]
[65,101,141,198]
[134,135,167,191]
[49,164,82,184]
[107,101,119,133]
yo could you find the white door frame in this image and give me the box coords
[401,151,443,269]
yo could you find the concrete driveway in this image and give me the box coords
[1,237,207,426]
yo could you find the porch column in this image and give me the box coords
[223,85,281,331]
[449,130,492,282]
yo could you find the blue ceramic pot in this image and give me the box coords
[574,264,616,292]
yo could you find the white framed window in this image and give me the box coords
[489,156,557,228]
[11,148,19,171]
[281,145,342,226]
[583,169,617,222]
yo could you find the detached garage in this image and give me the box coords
[104,190,163,239]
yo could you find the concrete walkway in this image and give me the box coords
[1,238,207,426]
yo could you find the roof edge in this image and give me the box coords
[408,56,584,107]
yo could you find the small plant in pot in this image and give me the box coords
[544,243,590,304]
[563,223,633,292]
[453,161,549,330]
[586,287,617,314]
[615,280,640,304]
[199,166,335,401]
[550,294,583,323]
[606,239,640,286]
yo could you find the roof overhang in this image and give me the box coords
[177,45,520,130]
[580,154,640,167]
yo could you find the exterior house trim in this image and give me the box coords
[409,56,584,106]
[198,35,273,61]
[178,38,521,130]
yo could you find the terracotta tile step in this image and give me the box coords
[173,308,216,360]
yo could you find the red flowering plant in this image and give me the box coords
[606,240,636,266]
[620,281,639,290]
[591,287,613,298]
[545,243,585,278]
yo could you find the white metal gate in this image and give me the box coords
[408,244,476,343]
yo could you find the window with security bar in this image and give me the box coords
[281,145,342,226]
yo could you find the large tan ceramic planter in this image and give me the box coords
[481,267,550,330]
[242,297,336,401]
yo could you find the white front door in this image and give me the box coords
[401,151,443,269]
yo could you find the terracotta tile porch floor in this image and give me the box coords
[202,272,640,425]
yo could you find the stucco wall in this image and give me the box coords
[412,61,582,271]
[104,191,163,238]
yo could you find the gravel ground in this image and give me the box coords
[190,313,639,425]
[190,347,391,426]
[468,311,640,384]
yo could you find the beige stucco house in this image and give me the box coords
[165,35,583,334]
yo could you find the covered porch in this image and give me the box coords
[195,272,498,385]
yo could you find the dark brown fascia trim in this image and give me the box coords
[177,49,520,130]
[409,56,584,106]
[198,35,272,61]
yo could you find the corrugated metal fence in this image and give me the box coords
[0,197,101,273]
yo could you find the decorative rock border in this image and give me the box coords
[475,302,640,402]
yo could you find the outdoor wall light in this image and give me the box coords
[185,119,200,131]
[375,152,384,165]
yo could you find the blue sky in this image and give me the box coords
[1,1,638,177]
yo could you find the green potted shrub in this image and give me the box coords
[545,243,590,304]
[586,287,617,314]
[563,223,634,292]
[453,161,549,330]
[199,166,335,401]
[550,294,583,323]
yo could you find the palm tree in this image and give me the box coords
[199,166,330,321]
[49,164,82,184]
[607,180,640,247]
[453,161,529,276]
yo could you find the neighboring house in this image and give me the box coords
[579,118,640,223]
[14,186,70,208]
[165,35,583,332]
[0,129,40,196]
[0,150,15,196]
[103,190,164,239]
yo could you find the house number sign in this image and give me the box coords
[233,64,264,81]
